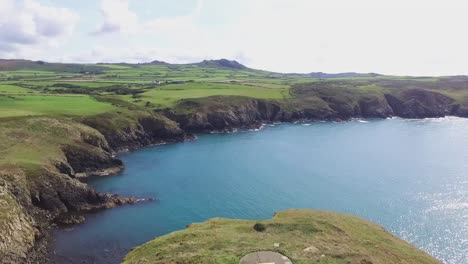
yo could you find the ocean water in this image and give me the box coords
[51,117,468,264]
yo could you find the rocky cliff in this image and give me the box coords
[81,111,187,151]
[162,87,468,132]
[0,112,188,263]
[0,182,37,264]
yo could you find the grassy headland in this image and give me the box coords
[123,209,440,264]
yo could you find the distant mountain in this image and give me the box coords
[0,58,382,78]
[288,72,382,78]
[148,60,169,65]
[193,59,248,70]
[97,60,169,67]
[0,59,105,73]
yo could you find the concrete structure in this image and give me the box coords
[239,251,292,264]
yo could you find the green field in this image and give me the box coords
[0,60,305,117]
[0,84,35,94]
[125,82,290,108]
[0,95,117,118]
[1,58,468,119]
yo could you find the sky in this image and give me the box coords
[0,0,467,75]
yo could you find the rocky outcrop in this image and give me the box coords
[27,168,138,215]
[0,113,187,263]
[81,112,186,151]
[451,103,468,117]
[384,89,455,118]
[357,95,394,118]
[0,164,143,263]
[0,184,37,264]
[61,144,123,178]
[164,97,288,132]
[163,89,467,133]
[163,95,391,132]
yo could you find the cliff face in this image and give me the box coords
[0,112,189,263]
[164,97,286,132]
[163,88,467,132]
[0,182,37,264]
[384,89,456,118]
[81,112,186,151]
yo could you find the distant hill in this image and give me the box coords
[0,58,385,78]
[192,59,249,70]
[148,60,169,65]
[288,72,382,78]
[0,59,105,73]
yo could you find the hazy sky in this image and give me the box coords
[0,0,467,75]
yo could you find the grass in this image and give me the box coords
[123,82,290,108]
[19,81,120,88]
[0,84,35,94]
[0,117,98,171]
[123,209,440,264]
[0,94,117,118]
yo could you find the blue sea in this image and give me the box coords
[51,117,468,264]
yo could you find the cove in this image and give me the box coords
[51,118,468,264]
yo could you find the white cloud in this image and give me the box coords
[86,0,224,64]
[93,0,205,36]
[0,0,79,57]
[92,0,139,35]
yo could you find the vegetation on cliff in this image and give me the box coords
[123,209,440,264]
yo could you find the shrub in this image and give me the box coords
[253,223,266,232]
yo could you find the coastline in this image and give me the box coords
[2,90,468,263]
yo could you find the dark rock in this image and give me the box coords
[82,113,186,152]
[54,214,86,226]
[55,162,75,178]
[385,90,455,118]
[358,96,393,118]
[62,144,123,177]
[165,97,287,133]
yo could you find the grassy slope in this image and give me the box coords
[123,209,440,264]
[0,84,36,94]
[0,95,118,118]
[0,116,106,172]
